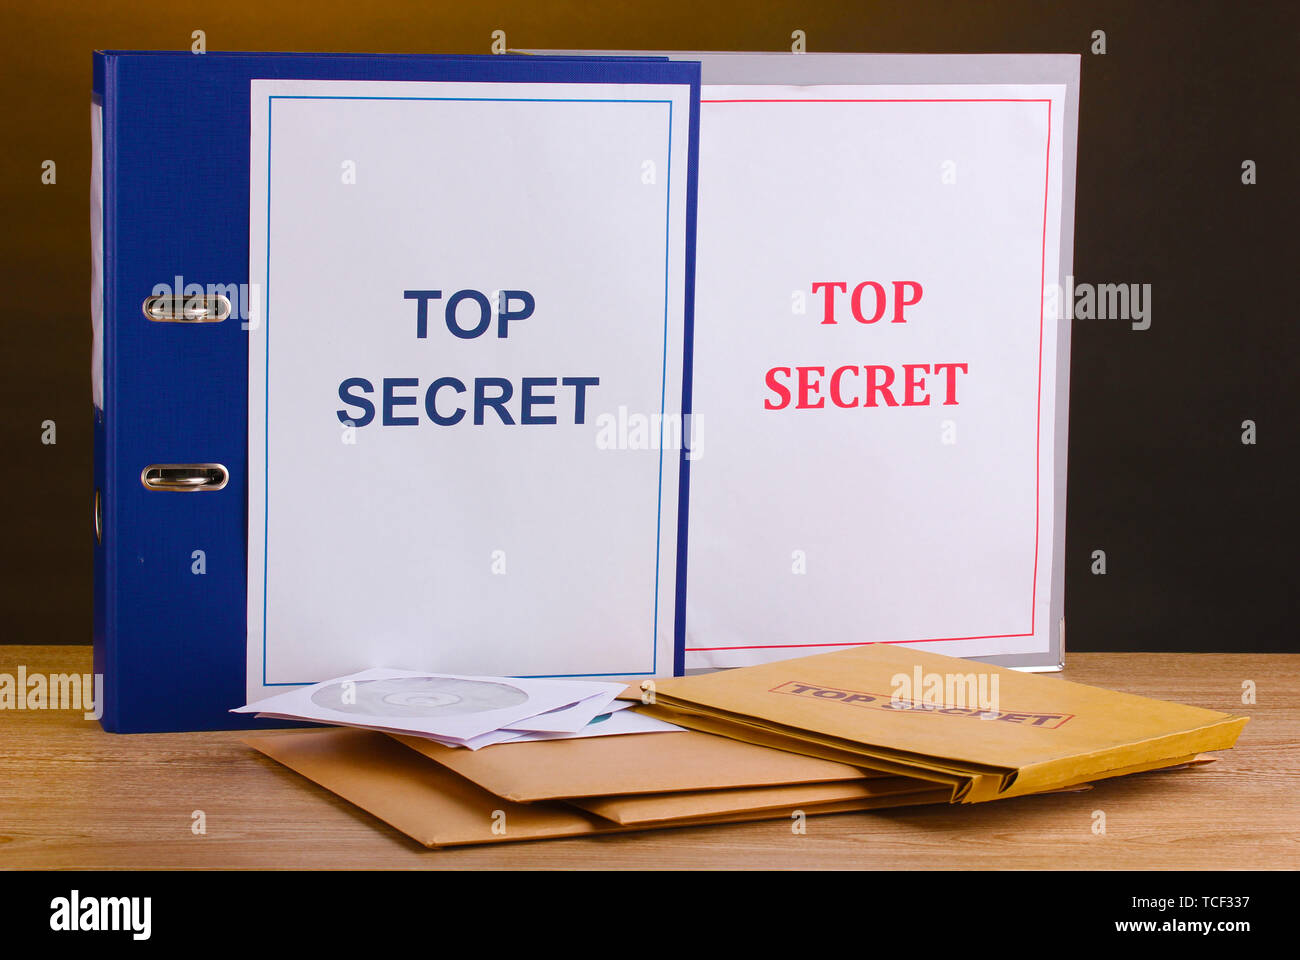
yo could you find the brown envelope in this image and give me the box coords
[566,752,1212,826]
[639,644,1247,802]
[680,793,951,825]
[388,728,887,802]
[245,728,616,847]
[572,777,946,825]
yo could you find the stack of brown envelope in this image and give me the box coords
[244,727,953,847]
[390,729,952,825]
[244,719,1211,848]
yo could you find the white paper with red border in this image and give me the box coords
[684,82,1067,669]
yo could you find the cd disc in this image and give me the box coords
[310,676,530,718]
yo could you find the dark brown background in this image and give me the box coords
[1,1,1295,649]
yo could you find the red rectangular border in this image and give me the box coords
[688,97,1054,653]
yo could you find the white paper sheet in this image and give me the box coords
[685,83,1065,668]
[246,78,693,702]
[251,689,672,749]
[234,668,622,743]
[500,704,683,743]
[500,691,627,734]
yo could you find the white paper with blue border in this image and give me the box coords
[247,78,694,702]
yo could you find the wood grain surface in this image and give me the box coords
[0,646,1294,869]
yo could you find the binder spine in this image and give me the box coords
[671,78,701,679]
[90,52,118,730]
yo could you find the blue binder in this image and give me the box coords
[92,51,700,732]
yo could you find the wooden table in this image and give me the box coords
[1,646,1295,869]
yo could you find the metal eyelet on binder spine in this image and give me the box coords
[142,293,232,323]
[140,464,229,492]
